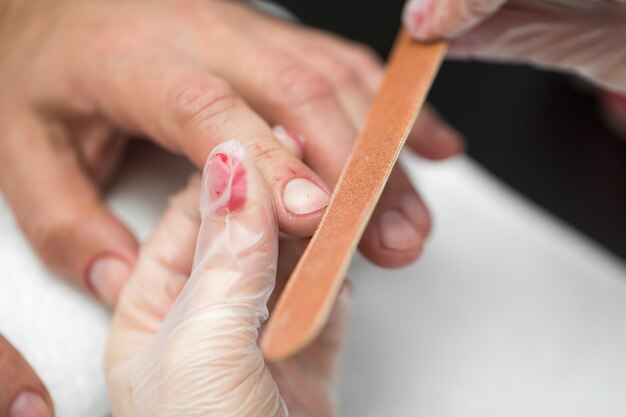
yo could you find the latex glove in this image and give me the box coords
[106,140,351,417]
[403,0,626,93]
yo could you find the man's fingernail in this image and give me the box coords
[10,391,50,417]
[273,125,305,159]
[379,209,421,251]
[283,178,329,215]
[87,255,131,307]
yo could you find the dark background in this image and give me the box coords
[275,0,626,261]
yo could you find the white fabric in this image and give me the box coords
[1,146,625,417]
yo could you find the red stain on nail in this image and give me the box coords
[412,11,425,29]
[407,0,432,34]
[208,152,247,214]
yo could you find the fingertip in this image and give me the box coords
[9,390,54,417]
[86,254,133,308]
[0,336,54,417]
[359,190,432,269]
[359,204,426,269]
[201,140,249,216]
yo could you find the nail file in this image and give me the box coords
[261,30,447,361]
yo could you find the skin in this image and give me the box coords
[0,0,462,308]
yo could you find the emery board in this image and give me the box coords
[261,30,447,361]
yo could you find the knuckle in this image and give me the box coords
[247,141,289,169]
[273,64,333,108]
[171,80,238,130]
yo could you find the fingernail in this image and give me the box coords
[87,255,131,307]
[206,149,247,214]
[403,0,434,35]
[283,178,329,215]
[10,391,50,417]
[379,209,421,251]
[273,125,305,159]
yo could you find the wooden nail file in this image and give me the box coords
[261,30,447,361]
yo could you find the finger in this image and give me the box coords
[268,28,465,159]
[110,141,285,416]
[205,39,358,184]
[254,40,435,264]
[358,167,432,268]
[286,51,434,263]
[89,55,330,237]
[402,0,507,40]
[0,114,138,307]
[107,174,202,371]
[77,129,128,187]
[0,335,54,417]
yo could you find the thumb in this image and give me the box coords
[110,140,285,417]
[403,0,507,39]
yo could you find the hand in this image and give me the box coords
[106,141,350,416]
[0,335,54,417]
[403,0,626,93]
[0,0,463,307]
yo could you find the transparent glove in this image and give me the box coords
[403,0,626,93]
[106,140,351,417]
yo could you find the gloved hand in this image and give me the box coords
[403,0,626,93]
[106,140,351,417]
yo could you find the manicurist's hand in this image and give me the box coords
[0,0,462,308]
[106,141,351,417]
[403,0,626,92]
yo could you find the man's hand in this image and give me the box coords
[0,0,463,307]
